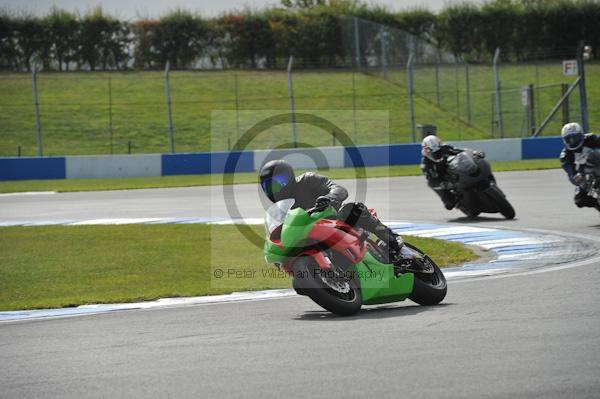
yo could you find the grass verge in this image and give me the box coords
[0,224,476,311]
[0,158,560,193]
[2,65,599,156]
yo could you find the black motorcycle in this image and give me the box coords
[444,150,515,219]
[581,150,600,209]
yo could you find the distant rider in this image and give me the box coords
[259,159,403,260]
[559,122,600,210]
[420,135,484,210]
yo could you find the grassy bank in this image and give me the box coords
[0,224,476,311]
[0,158,560,193]
[1,63,597,156]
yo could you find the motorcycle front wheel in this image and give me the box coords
[292,256,362,316]
[404,243,448,306]
[485,185,516,219]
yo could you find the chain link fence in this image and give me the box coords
[0,16,596,157]
[339,16,594,142]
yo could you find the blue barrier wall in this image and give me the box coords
[162,151,255,175]
[522,136,564,160]
[0,137,564,181]
[344,144,423,168]
[0,157,66,181]
[390,144,422,165]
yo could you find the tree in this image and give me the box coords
[0,13,17,69]
[12,15,47,71]
[218,13,275,68]
[45,8,79,71]
[78,8,129,71]
[281,0,326,8]
[153,10,209,69]
[132,19,159,69]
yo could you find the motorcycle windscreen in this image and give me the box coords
[264,198,295,235]
[448,152,478,176]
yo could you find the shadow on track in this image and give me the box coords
[293,303,454,321]
[447,215,517,224]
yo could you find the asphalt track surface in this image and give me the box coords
[1,169,600,398]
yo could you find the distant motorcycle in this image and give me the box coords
[445,150,515,219]
[581,150,600,210]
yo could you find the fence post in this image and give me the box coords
[407,53,416,143]
[561,83,570,126]
[354,17,361,71]
[287,56,297,148]
[435,50,441,107]
[465,63,472,125]
[533,76,581,137]
[455,61,461,138]
[234,73,241,144]
[491,93,496,136]
[32,66,43,156]
[493,48,504,138]
[352,70,358,144]
[527,84,536,135]
[576,42,590,132]
[165,61,175,153]
[379,26,387,79]
[108,72,114,155]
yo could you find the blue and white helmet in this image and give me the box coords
[561,122,584,150]
[421,135,443,162]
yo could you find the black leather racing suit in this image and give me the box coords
[274,172,400,253]
[560,133,600,209]
[420,145,464,210]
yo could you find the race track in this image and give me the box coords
[1,169,600,398]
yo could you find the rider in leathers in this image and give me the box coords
[420,135,465,210]
[559,122,600,210]
[259,159,403,260]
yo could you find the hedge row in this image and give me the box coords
[0,0,598,71]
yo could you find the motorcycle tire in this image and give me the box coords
[405,243,447,306]
[292,256,362,316]
[486,185,516,219]
[458,205,480,219]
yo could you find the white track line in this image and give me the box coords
[0,191,57,197]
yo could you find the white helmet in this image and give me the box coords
[561,122,584,150]
[421,135,443,162]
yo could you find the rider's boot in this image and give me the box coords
[372,221,402,263]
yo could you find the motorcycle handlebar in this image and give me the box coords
[306,206,326,214]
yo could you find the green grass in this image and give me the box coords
[0,158,560,193]
[1,63,597,156]
[0,224,476,311]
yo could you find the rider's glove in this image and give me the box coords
[474,151,485,159]
[314,196,333,210]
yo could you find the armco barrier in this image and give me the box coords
[162,151,254,175]
[66,155,161,179]
[522,136,564,160]
[446,138,522,161]
[344,143,422,168]
[0,137,563,181]
[254,147,344,171]
[0,157,65,181]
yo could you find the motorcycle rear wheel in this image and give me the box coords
[292,256,362,316]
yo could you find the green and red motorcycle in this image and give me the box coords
[264,199,447,316]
